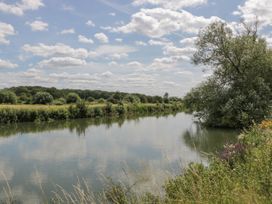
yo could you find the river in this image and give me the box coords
[0,113,238,202]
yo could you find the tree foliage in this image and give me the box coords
[33,92,54,104]
[66,93,81,104]
[184,21,272,128]
[0,91,17,104]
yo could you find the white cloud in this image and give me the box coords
[115,38,123,42]
[0,22,16,45]
[108,61,118,66]
[135,41,147,46]
[86,20,95,27]
[115,8,221,38]
[89,45,136,59]
[148,39,172,46]
[22,43,89,59]
[78,35,94,44]
[180,36,197,46]
[37,57,87,68]
[127,61,143,68]
[60,28,75,35]
[132,0,207,10]
[94,33,109,43]
[109,12,116,16]
[0,0,44,16]
[27,20,48,31]
[163,45,196,57]
[235,0,272,28]
[0,59,18,69]
[101,71,113,78]
[100,26,113,31]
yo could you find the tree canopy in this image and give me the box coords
[184,21,272,128]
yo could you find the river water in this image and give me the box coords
[0,113,238,202]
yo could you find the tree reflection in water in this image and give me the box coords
[182,122,239,155]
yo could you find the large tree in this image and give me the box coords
[184,21,272,128]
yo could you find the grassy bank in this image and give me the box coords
[0,102,184,124]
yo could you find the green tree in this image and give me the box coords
[33,92,53,104]
[66,93,81,104]
[163,92,169,103]
[0,91,17,104]
[185,21,272,128]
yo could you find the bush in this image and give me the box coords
[66,93,81,104]
[53,98,66,105]
[97,98,106,104]
[87,96,95,102]
[0,91,17,104]
[33,92,53,104]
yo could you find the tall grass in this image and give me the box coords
[0,102,184,124]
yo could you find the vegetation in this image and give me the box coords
[33,91,54,104]
[184,21,272,128]
[0,91,17,104]
[0,102,184,124]
[66,92,81,103]
[1,86,181,105]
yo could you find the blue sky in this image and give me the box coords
[0,0,271,96]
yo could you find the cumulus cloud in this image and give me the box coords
[78,35,94,44]
[22,43,89,59]
[135,41,147,46]
[0,22,16,45]
[163,45,196,58]
[94,33,109,43]
[89,45,136,59]
[180,36,198,46]
[132,0,207,10]
[60,28,75,35]
[37,57,87,68]
[0,0,44,16]
[115,8,221,38]
[115,38,123,42]
[0,59,18,69]
[127,61,143,68]
[148,39,172,46]
[86,20,95,27]
[234,0,272,28]
[27,20,48,31]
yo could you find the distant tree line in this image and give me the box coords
[0,86,182,105]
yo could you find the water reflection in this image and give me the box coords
[0,113,237,202]
[182,122,239,154]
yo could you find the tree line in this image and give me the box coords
[0,86,181,105]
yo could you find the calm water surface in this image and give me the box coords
[0,113,238,202]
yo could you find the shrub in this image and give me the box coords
[98,98,106,104]
[0,91,17,104]
[87,96,95,102]
[53,98,66,105]
[66,93,81,104]
[33,92,53,104]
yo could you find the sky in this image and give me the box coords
[0,0,271,96]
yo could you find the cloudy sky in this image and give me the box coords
[0,0,271,96]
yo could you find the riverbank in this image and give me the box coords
[0,102,184,124]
